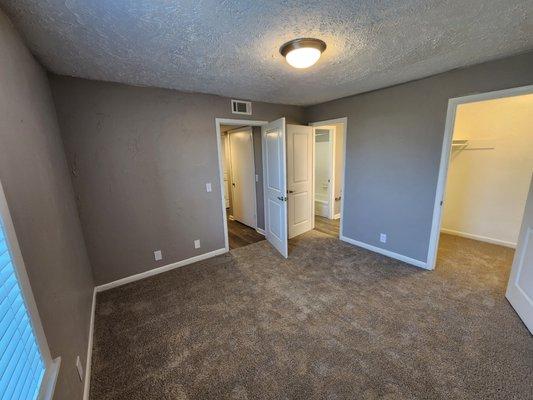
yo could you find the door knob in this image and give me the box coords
[277,196,287,201]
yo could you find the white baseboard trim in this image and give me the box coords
[256,227,266,236]
[340,235,429,270]
[95,248,228,292]
[440,228,516,248]
[82,288,96,400]
[333,213,341,220]
[41,356,60,400]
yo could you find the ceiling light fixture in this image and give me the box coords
[280,38,326,69]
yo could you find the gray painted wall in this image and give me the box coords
[306,51,533,263]
[0,10,94,400]
[50,76,304,285]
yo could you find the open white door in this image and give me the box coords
[262,118,288,258]
[506,177,533,334]
[287,124,313,238]
[228,127,257,228]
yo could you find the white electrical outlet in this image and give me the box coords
[76,355,84,382]
[206,182,212,192]
[380,233,387,243]
[154,250,162,261]
[194,239,201,249]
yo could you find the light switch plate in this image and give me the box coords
[380,233,387,243]
[154,250,162,261]
[206,182,212,192]
[194,239,201,249]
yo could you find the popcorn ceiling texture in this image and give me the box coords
[1,0,532,105]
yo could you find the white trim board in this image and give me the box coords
[308,117,347,238]
[215,118,268,253]
[427,84,533,270]
[340,235,429,269]
[39,357,61,400]
[440,228,516,248]
[82,288,97,400]
[256,227,266,236]
[227,126,258,230]
[95,248,227,292]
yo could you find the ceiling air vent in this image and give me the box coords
[231,99,252,115]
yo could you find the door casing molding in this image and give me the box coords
[215,118,268,251]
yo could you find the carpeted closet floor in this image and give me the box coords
[90,232,533,400]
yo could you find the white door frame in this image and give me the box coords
[311,126,336,220]
[227,126,258,228]
[308,117,347,237]
[426,84,533,270]
[215,118,268,251]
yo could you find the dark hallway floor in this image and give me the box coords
[227,217,265,250]
[90,232,532,400]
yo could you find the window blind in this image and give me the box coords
[0,219,45,400]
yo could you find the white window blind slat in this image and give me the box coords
[4,328,39,399]
[3,340,31,398]
[0,250,10,270]
[0,329,31,396]
[0,219,45,400]
[0,266,16,293]
[0,316,32,382]
[0,278,19,319]
[17,347,41,400]
[0,302,26,360]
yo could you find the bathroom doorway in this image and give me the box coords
[309,118,346,237]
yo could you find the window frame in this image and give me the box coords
[0,180,60,400]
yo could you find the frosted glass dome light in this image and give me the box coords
[280,38,326,69]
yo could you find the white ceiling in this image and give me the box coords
[1,0,532,106]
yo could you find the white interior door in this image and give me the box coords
[222,135,230,208]
[506,177,533,334]
[229,127,257,228]
[262,118,288,257]
[287,124,313,238]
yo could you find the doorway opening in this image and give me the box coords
[216,117,347,258]
[428,85,533,333]
[216,119,267,250]
[309,118,347,238]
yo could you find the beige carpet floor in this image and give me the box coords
[90,232,532,399]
